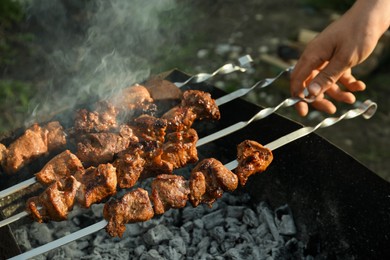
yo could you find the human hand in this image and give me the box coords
[290,0,390,116]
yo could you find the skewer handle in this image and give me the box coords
[174,55,253,88]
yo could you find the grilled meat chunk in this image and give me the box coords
[235,140,273,186]
[26,176,81,222]
[161,128,199,169]
[109,84,154,112]
[35,150,84,185]
[130,115,167,144]
[189,158,238,207]
[181,90,220,121]
[161,106,197,132]
[114,144,146,189]
[0,143,6,164]
[74,101,119,133]
[104,188,154,238]
[144,78,182,116]
[76,125,138,167]
[2,122,66,174]
[76,163,117,208]
[151,174,190,215]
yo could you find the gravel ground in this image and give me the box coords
[1,0,389,182]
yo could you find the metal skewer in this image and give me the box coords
[7,99,377,260]
[174,55,253,88]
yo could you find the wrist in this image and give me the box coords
[353,0,390,37]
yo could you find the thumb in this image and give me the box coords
[307,59,346,96]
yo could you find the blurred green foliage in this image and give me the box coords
[300,0,354,12]
[0,0,34,132]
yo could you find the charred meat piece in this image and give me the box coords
[181,90,220,121]
[161,106,197,132]
[76,125,138,167]
[114,144,146,189]
[26,176,81,223]
[2,122,66,174]
[35,150,84,185]
[235,140,273,186]
[76,163,117,208]
[189,158,238,207]
[161,128,199,169]
[151,174,190,215]
[104,188,154,238]
[74,101,119,133]
[130,115,167,144]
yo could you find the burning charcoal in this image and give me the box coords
[195,236,211,255]
[180,226,191,244]
[169,237,186,255]
[223,248,242,260]
[140,249,164,260]
[161,247,182,260]
[0,143,6,163]
[235,139,273,186]
[30,222,53,244]
[275,204,297,236]
[260,206,281,242]
[134,245,146,257]
[226,205,245,219]
[143,224,174,246]
[13,228,32,251]
[242,208,259,227]
[181,202,206,222]
[201,209,225,229]
[210,226,226,243]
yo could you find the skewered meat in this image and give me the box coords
[181,90,220,121]
[161,128,198,169]
[75,163,117,208]
[189,158,238,207]
[74,101,119,133]
[76,125,138,167]
[114,144,146,189]
[151,174,190,215]
[2,121,66,174]
[144,78,183,116]
[103,188,154,238]
[26,176,81,223]
[109,84,154,112]
[130,115,167,144]
[235,140,273,186]
[0,143,6,164]
[35,150,84,185]
[161,106,197,132]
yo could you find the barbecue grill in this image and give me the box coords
[0,68,389,259]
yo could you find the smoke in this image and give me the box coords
[24,0,178,125]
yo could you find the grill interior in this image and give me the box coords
[1,69,390,259]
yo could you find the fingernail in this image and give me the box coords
[308,82,321,96]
